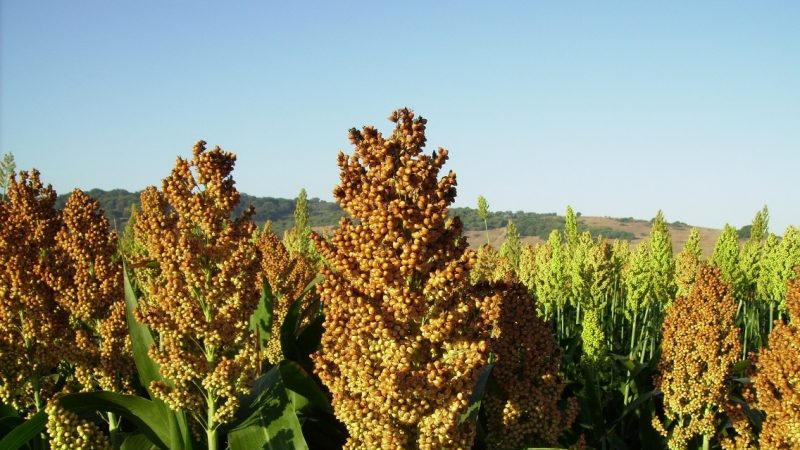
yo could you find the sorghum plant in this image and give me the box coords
[653,266,741,450]
[483,281,577,449]
[256,228,316,365]
[131,141,261,449]
[751,267,800,448]
[0,170,70,414]
[312,109,492,449]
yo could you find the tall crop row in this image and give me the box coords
[0,109,799,450]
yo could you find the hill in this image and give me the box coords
[56,188,722,254]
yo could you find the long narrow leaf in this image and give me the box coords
[280,297,305,363]
[250,280,276,352]
[228,366,309,450]
[57,391,171,450]
[0,410,46,450]
[278,361,332,416]
[459,364,494,424]
[123,266,193,450]
[120,432,160,450]
[123,265,165,395]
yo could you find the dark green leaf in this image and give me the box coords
[120,432,160,450]
[250,280,276,352]
[294,314,324,361]
[123,266,166,395]
[57,391,171,450]
[280,297,305,363]
[227,366,309,450]
[278,361,332,416]
[459,364,494,425]
[0,410,45,450]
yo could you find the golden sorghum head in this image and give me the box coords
[0,170,71,413]
[312,109,491,449]
[45,397,113,450]
[49,189,135,394]
[483,282,577,449]
[653,265,741,450]
[751,267,800,448]
[256,228,316,364]
[132,141,261,426]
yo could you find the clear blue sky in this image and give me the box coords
[2,1,798,232]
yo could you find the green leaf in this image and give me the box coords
[121,432,161,450]
[228,366,309,450]
[0,403,18,420]
[57,391,172,450]
[250,280,276,352]
[295,313,324,359]
[579,366,608,442]
[123,265,166,395]
[278,361,332,416]
[459,364,494,425]
[0,410,45,450]
[280,296,305,363]
[123,267,194,450]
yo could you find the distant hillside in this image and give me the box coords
[54,189,343,236]
[56,188,722,254]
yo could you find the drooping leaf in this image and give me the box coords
[227,365,309,450]
[57,391,172,450]
[120,432,161,450]
[123,265,166,395]
[280,297,305,363]
[459,364,494,425]
[278,361,332,416]
[250,280,276,352]
[0,410,46,450]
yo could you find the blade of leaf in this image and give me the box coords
[227,366,309,450]
[278,361,332,416]
[121,432,161,450]
[0,410,46,450]
[280,297,305,363]
[250,280,276,352]
[123,265,166,395]
[459,364,494,425]
[295,313,324,359]
[57,391,171,450]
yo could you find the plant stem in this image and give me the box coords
[108,412,121,448]
[207,393,217,450]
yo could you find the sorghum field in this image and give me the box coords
[1,109,799,450]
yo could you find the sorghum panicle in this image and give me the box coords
[483,282,577,449]
[132,141,261,426]
[50,189,134,394]
[256,229,316,364]
[751,267,800,448]
[312,109,491,449]
[653,265,741,450]
[0,170,70,413]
